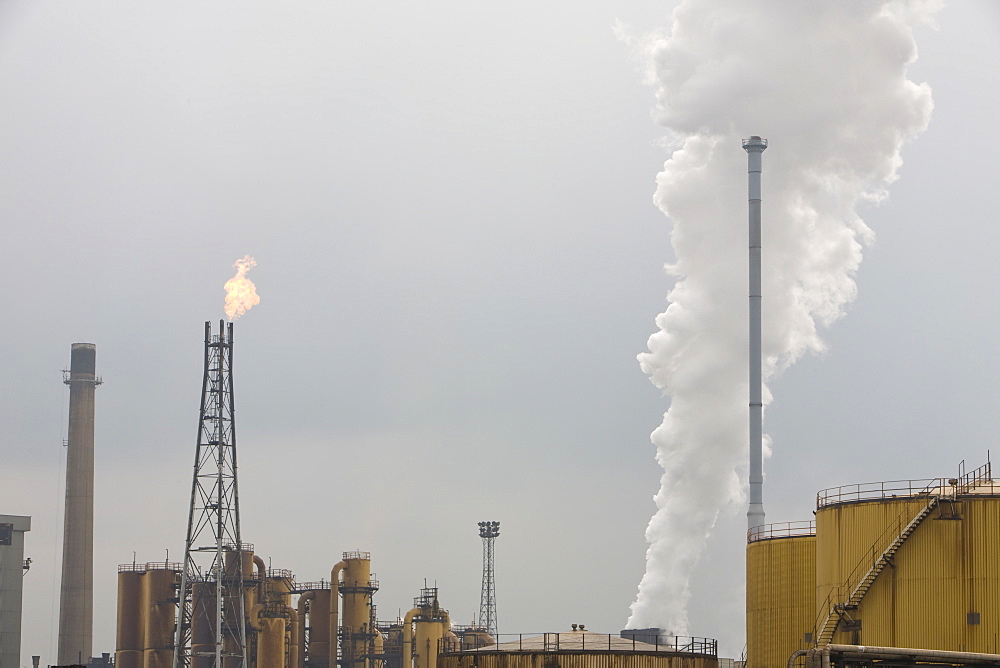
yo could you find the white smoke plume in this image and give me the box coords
[627,1,939,635]
[224,255,261,321]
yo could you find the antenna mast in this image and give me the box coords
[173,321,248,668]
[477,521,500,637]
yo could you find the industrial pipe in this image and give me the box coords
[254,555,267,613]
[284,605,299,668]
[250,604,266,632]
[402,608,420,668]
[296,591,314,668]
[330,560,347,667]
[827,644,1000,664]
[786,649,809,668]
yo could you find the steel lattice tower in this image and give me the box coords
[173,321,248,668]
[477,521,499,637]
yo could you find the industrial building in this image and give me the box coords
[114,549,720,668]
[0,514,31,668]
[43,138,1000,668]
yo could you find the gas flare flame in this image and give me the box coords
[224,255,261,321]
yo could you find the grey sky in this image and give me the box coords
[1,2,998,666]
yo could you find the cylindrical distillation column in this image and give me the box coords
[743,136,767,533]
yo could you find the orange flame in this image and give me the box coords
[224,255,261,321]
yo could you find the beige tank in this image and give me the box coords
[116,568,144,668]
[414,618,449,668]
[306,589,332,667]
[745,524,816,668]
[815,471,1000,652]
[341,553,376,667]
[438,632,718,668]
[267,570,294,607]
[258,617,287,668]
[141,566,178,650]
[458,631,493,651]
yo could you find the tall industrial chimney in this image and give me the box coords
[58,343,101,665]
[743,136,767,532]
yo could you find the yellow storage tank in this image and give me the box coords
[341,552,378,667]
[414,618,449,668]
[305,588,332,668]
[116,566,145,668]
[141,563,179,668]
[439,631,718,668]
[815,466,1000,653]
[745,522,816,668]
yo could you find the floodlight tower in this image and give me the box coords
[477,521,500,637]
[172,321,248,668]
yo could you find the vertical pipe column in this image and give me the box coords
[743,137,767,533]
[59,343,100,665]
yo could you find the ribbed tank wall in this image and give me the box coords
[117,571,143,668]
[746,535,816,668]
[439,654,717,668]
[816,495,1000,652]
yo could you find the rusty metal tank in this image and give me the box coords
[191,581,216,668]
[141,563,179,668]
[745,522,816,668]
[115,566,144,668]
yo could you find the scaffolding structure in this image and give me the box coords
[173,321,248,668]
[477,521,499,638]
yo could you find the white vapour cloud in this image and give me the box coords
[627,0,939,635]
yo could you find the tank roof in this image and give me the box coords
[457,632,716,656]
[817,462,998,509]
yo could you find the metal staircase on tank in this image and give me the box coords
[815,493,940,647]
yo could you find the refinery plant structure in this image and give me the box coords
[8,138,1000,668]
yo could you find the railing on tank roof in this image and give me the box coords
[117,561,183,573]
[292,580,332,592]
[266,568,293,579]
[747,520,815,543]
[816,477,946,509]
[439,633,717,656]
[956,461,994,494]
[817,464,1000,509]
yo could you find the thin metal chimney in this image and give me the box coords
[742,136,767,532]
[58,343,101,665]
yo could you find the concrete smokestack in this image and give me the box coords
[743,136,766,532]
[58,343,101,665]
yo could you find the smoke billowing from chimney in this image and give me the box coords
[624,0,938,635]
[224,255,261,321]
